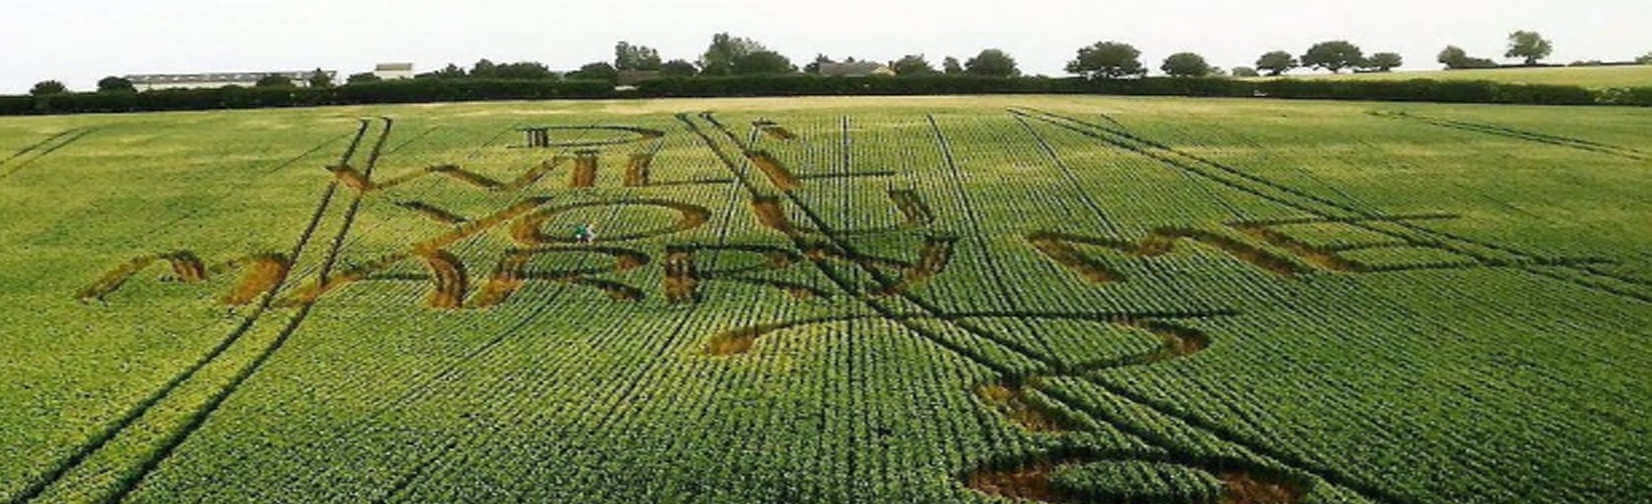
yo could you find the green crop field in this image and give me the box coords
[2,95,1650,503]
[1253,64,1652,89]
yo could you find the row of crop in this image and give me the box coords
[7,76,1652,116]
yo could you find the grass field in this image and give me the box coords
[2,95,1650,503]
[1253,64,1652,89]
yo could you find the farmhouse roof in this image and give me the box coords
[375,63,414,71]
[818,61,888,77]
[124,71,336,84]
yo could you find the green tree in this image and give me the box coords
[96,76,135,93]
[804,54,833,74]
[255,74,295,88]
[1301,41,1364,73]
[1365,52,1403,71]
[890,54,938,76]
[1159,52,1212,77]
[660,59,699,77]
[30,80,67,95]
[494,62,555,79]
[1437,46,1468,68]
[732,51,795,75]
[1230,66,1260,77]
[1438,45,1497,69]
[346,72,381,84]
[1255,50,1298,76]
[567,62,618,82]
[1505,30,1553,65]
[615,41,663,71]
[942,56,963,75]
[418,63,467,79]
[965,49,1019,77]
[307,68,333,88]
[471,59,498,78]
[698,32,768,76]
[1638,52,1652,65]
[1065,41,1144,79]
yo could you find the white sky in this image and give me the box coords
[3,0,1648,93]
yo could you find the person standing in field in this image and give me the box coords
[574,222,596,244]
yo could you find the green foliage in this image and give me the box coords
[470,58,498,77]
[493,62,556,80]
[614,41,663,71]
[698,32,768,76]
[1,96,1647,504]
[965,49,1020,77]
[418,63,468,79]
[1302,40,1364,73]
[660,59,699,77]
[731,51,795,75]
[1438,45,1498,69]
[30,80,68,96]
[1255,50,1298,76]
[253,74,294,88]
[307,68,332,88]
[1066,41,1144,79]
[96,76,135,93]
[942,56,963,75]
[1638,52,1652,65]
[1230,66,1260,78]
[345,72,381,85]
[1365,52,1403,71]
[1506,30,1554,65]
[567,62,619,82]
[890,54,938,76]
[1160,52,1212,77]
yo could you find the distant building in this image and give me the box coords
[124,70,336,91]
[818,62,895,77]
[373,63,415,80]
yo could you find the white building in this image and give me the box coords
[373,63,415,80]
[125,70,337,91]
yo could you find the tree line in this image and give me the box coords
[23,30,1652,97]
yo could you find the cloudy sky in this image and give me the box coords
[3,0,1648,93]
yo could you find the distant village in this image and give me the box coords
[123,63,414,91]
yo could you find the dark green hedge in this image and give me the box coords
[4,76,1648,116]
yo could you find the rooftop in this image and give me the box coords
[125,71,336,84]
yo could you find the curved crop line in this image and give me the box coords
[103,117,395,504]
[1014,107,1648,305]
[514,125,666,148]
[963,447,1309,504]
[703,311,1227,358]
[691,111,1415,504]
[7,119,374,504]
[509,199,711,245]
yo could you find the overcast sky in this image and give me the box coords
[3,0,1649,93]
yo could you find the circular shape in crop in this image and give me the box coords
[528,126,665,148]
[510,199,711,244]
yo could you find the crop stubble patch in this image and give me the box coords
[975,382,1078,432]
[744,150,800,191]
[515,125,666,149]
[77,251,291,306]
[472,246,650,307]
[394,200,469,225]
[964,453,1304,504]
[570,150,599,188]
[1028,229,1305,284]
[752,120,797,140]
[663,244,823,304]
